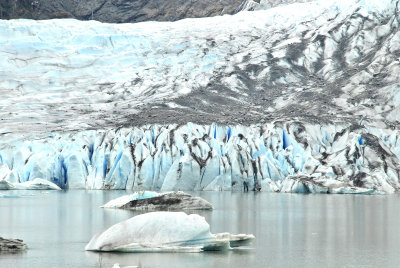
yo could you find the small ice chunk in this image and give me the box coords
[14,178,62,190]
[330,187,377,194]
[0,180,16,190]
[0,237,27,251]
[213,233,255,247]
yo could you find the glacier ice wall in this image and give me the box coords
[0,122,399,193]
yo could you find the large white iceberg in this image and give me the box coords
[85,211,254,252]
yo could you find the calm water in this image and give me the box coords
[0,190,399,268]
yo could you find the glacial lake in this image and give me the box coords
[1,190,400,268]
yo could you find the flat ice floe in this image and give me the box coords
[101,191,213,210]
[85,211,254,252]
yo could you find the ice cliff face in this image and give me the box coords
[0,122,399,193]
[0,0,399,193]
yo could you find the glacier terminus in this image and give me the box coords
[0,0,399,194]
[0,122,399,193]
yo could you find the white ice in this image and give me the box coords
[0,0,398,138]
[101,191,213,210]
[101,191,160,208]
[85,211,254,252]
[0,178,61,190]
[0,122,399,193]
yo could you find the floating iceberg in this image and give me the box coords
[85,211,254,252]
[101,191,160,208]
[0,178,61,190]
[112,264,140,268]
[101,191,213,210]
[0,237,27,252]
[14,178,62,190]
[0,180,15,190]
[280,175,381,195]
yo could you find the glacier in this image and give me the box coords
[0,122,399,193]
[0,0,400,193]
[85,211,254,252]
[0,0,399,138]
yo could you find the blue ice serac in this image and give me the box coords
[0,122,399,194]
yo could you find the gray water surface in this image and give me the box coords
[0,191,399,268]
